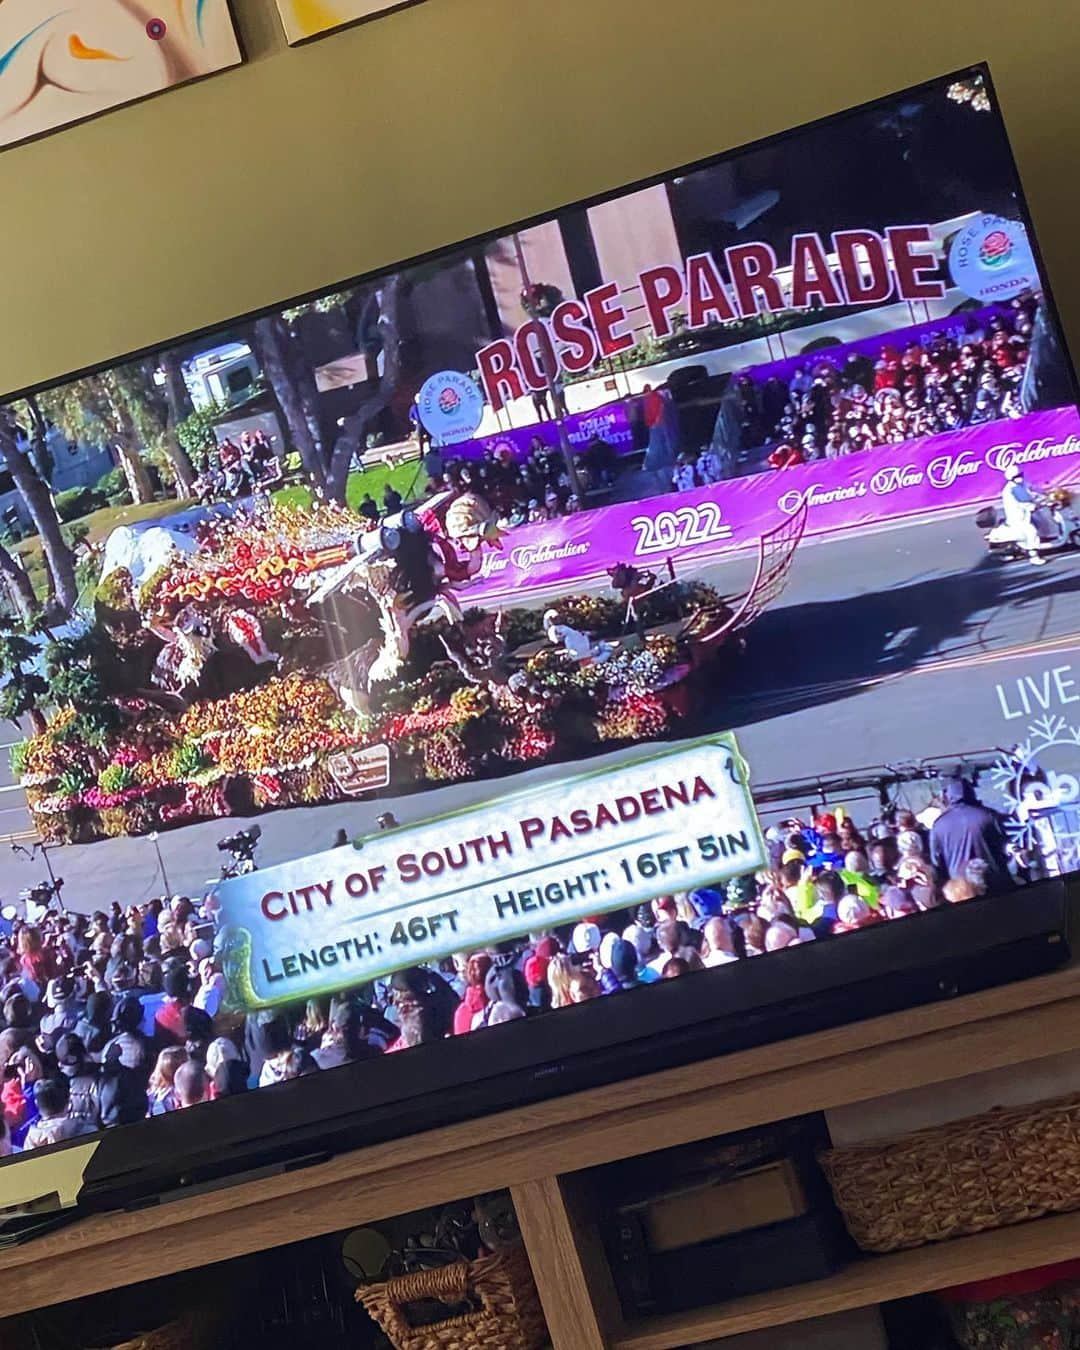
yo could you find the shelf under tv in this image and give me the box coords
[1,960,1080,1347]
[611,1208,1080,1349]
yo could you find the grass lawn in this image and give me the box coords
[274,460,430,512]
[11,460,434,609]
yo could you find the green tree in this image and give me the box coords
[42,628,119,746]
[0,539,38,625]
[0,406,79,616]
[250,314,329,491]
[0,620,49,735]
[325,276,406,501]
[36,367,169,505]
[152,351,197,496]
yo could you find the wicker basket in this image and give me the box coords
[820,1091,1080,1253]
[86,1306,227,1350]
[355,1243,548,1350]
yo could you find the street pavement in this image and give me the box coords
[5,507,1080,913]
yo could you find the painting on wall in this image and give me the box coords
[276,0,417,45]
[0,1,243,151]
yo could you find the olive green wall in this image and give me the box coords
[2,0,1079,397]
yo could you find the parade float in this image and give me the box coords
[16,493,806,844]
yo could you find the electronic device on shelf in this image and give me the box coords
[1,61,1078,1231]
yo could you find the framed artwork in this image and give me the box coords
[0,1,243,151]
[276,1,416,45]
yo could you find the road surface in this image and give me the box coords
[6,508,1080,913]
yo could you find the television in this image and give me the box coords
[0,62,1076,1222]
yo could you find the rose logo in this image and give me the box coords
[438,387,462,415]
[979,229,1014,269]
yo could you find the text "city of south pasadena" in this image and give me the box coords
[258,774,720,924]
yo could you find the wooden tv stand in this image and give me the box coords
[5,965,1080,1348]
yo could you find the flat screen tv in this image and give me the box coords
[0,62,1076,1220]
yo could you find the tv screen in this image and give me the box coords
[0,64,1076,1180]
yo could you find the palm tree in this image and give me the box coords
[0,408,79,615]
[250,314,329,491]
[157,350,198,496]
[325,276,406,501]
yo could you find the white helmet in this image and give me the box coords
[1004,463,1023,482]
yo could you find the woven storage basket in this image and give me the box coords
[355,1243,548,1350]
[86,1305,226,1350]
[820,1090,1080,1253]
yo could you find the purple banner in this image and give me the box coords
[458,407,1080,602]
[446,400,636,462]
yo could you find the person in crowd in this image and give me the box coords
[648,921,703,976]
[312,1003,381,1069]
[212,1059,250,1100]
[257,1018,302,1087]
[23,1077,95,1150]
[929,778,1013,893]
[103,995,152,1074]
[0,994,38,1066]
[487,968,529,1025]
[54,1033,101,1132]
[148,1046,187,1115]
[193,959,227,1020]
[73,989,113,1061]
[702,916,746,967]
[153,967,192,1047]
[607,940,644,991]
[568,967,602,1001]
[453,953,494,1034]
[943,877,980,905]
[173,1060,208,1110]
[205,1037,243,1086]
[547,953,576,1010]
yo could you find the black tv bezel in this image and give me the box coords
[2,61,1078,1216]
[35,879,1075,1213]
[3,60,1078,418]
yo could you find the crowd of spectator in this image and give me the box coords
[0,775,1020,1156]
[737,300,1038,471]
[194,429,283,503]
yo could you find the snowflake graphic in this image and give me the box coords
[991,714,1080,866]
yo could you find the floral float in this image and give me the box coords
[15,492,802,843]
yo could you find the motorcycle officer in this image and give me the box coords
[1001,463,1047,566]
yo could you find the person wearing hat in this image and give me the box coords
[55,1033,101,1131]
[103,995,152,1077]
[608,940,644,991]
[523,952,552,1010]
[687,889,725,932]
[154,966,193,1047]
[570,922,602,956]
[75,990,113,1061]
[98,1047,149,1128]
[1000,463,1047,565]
[40,976,79,1039]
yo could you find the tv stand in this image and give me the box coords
[3,962,1080,1348]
